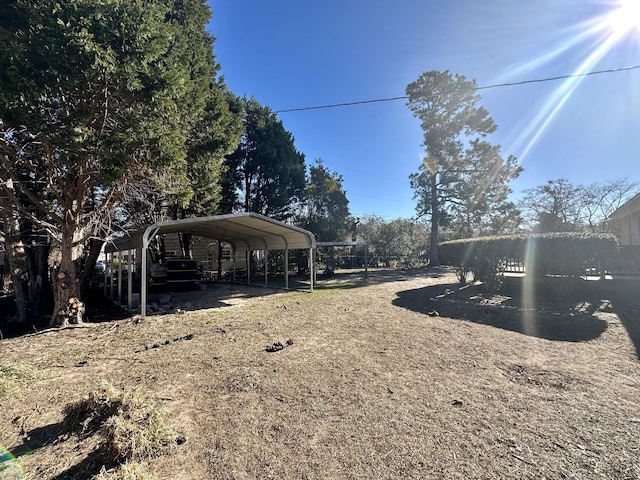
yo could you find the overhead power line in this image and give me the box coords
[275,96,408,113]
[274,64,640,113]
[475,64,640,89]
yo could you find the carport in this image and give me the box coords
[105,212,317,318]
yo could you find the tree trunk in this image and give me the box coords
[158,236,166,263]
[51,233,84,327]
[78,238,104,300]
[429,174,440,266]
[1,201,32,323]
[149,235,166,264]
[179,233,193,259]
[25,238,53,318]
[6,231,32,323]
[244,175,250,212]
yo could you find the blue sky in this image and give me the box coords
[209,0,640,220]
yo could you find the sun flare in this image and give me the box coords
[505,0,640,163]
[607,0,640,34]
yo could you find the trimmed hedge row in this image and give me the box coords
[439,232,619,289]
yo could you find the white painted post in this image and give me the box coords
[309,247,314,292]
[109,252,114,300]
[117,253,123,304]
[285,248,289,289]
[365,244,369,277]
[246,250,251,284]
[141,244,147,319]
[127,249,133,311]
[264,249,268,286]
[232,247,236,281]
[103,258,107,297]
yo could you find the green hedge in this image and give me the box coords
[439,233,619,288]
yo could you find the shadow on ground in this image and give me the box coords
[151,282,288,311]
[9,420,109,480]
[393,278,609,342]
[312,266,450,290]
[0,283,284,340]
[606,281,640,359]
[229,266,449,292]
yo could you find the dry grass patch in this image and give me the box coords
[1,269,639,479]
[0,362,38,398]
[99,391,182,463]
[93,462,160,480]
[62,381,181,466]
[62,381,123,436]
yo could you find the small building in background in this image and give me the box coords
[609,191,640,275]
[610,191,640,246]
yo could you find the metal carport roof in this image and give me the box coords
[105,212,316,253]
[104,212,317,318]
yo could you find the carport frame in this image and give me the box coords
[105,212,316,318]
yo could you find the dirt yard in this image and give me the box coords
[1,267,639,479]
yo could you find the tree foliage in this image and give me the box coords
[519,178,638,233]
[222,97,306,221]
[357,216,429,267]
[519,179,582,233]
[177,88,244,220]
[582,178,639,233]
[0,0,223,325]
[294,159,352,242]
[406,70,522,264]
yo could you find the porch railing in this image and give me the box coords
[500,247,640,277]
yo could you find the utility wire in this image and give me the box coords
[274,64,640,113]
[276,96,408,113]
[476,64,640,89]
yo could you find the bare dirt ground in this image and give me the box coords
[1,267,640,479]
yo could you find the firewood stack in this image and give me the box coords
[56,296,85,325]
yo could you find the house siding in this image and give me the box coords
[162,234,247,271]
[611,192,640,247]
[617,211,640,246]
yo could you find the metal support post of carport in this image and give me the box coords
[140,226,160,319]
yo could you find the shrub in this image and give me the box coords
[439,233,618,290]
[439,235,519,290]
[522,233,618,277]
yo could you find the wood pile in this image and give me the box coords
[56,296,85,325]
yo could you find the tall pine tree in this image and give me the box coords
[406,70,522,264]
[222,97,306,221]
